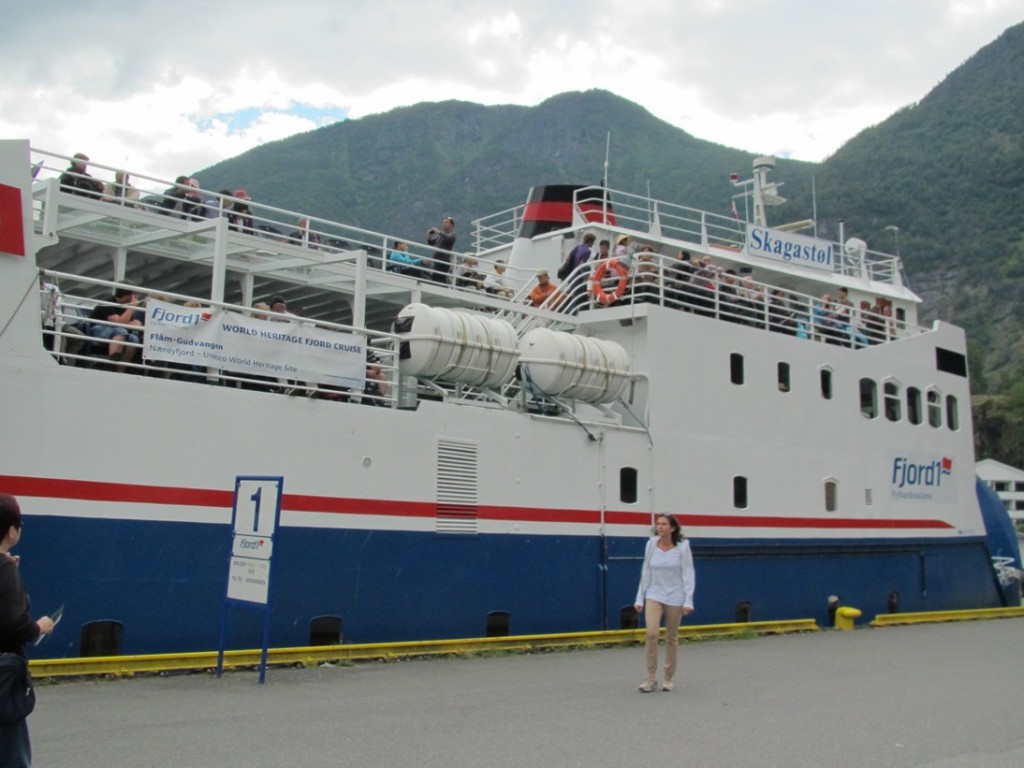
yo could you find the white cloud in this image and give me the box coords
[1,1,1019,182]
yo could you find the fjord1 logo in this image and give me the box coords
[890,455,955,501]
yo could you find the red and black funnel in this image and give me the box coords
[517,185,615,239]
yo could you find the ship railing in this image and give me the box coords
[29,149,546,318]
[541,253,926,346]
[471,204,526,252]
[38,270,401,407]
[566,186,906,287]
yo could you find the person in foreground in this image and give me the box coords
[0,495,55,767]
[634,513,695,692]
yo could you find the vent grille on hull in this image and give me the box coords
[436,438,479,534]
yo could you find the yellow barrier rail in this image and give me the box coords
[30,618,818,679]
[870,606,1024,627]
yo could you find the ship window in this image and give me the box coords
[994,481,1009,492]
[730,353,744,385]
[907,387,922,425]
[777,362,791,393]
[733,476,748,509]
[80,620,124,657]
[859,378,878,419]
[486,610,511,637]
[935,347,968,377]
[883,380,901,422]
[927,389,943,428]
[1015,482,1024,493]
[825,479,838,512]
[620,467,638,504]
[820,367,833,400]
[735,601,752,623]
[309,616,342,646]
[620,605,640,629]
[946,395,960,431]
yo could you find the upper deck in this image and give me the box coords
[19,147,935,418]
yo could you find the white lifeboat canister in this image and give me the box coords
[519,327,630,404]
[393,303,520,387]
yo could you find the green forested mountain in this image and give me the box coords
[195,22,1024,448]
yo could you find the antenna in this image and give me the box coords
[603,132,610,188]
[812,174,818,238]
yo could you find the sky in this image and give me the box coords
[2,1,1020,185]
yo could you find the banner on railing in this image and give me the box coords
[746,225,834,272]
[144,299,366,388]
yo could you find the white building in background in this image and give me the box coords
[977,458,1024,523]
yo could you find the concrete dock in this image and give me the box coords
[30,619,1024,767]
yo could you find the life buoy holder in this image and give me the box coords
[590,259,629,305]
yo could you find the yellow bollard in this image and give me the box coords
[835,606,862,631]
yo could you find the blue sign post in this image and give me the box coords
[217,475,282,684]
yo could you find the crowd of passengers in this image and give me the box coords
[40,277,389,404]
[56,153,899,349]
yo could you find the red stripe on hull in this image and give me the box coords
[1,475,955,530]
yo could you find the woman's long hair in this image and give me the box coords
[654,513,683,545]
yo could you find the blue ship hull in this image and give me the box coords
[21,516,1009,659]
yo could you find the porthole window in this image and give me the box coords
[777,362,791,393]
[824,479,838,512]
[883,380,902,422]
[946,395,960,431]
[620,467,638,504]
[730,353,744,385]
[733,476,748,509]
[859,378,878,419]
[927,389,943,428]
[907,387,922,425]
[820,368,833,400]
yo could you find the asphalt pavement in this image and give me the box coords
[30,619,1024,768]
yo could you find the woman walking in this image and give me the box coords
[0,494,55,767]
[634,514,695,692]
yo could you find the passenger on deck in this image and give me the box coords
[426,216,456,284]
[527,269,559,307]
[289,217,321,249]
[614,234,634,267]
[388,241,424,278]
[834,287,868,347]
[558,233,596,281]
[228,189,255,234]
[454,256,486,290]
[208,189,234,219]
[102,170,140,207]
[872,299,896,343]
[564,236,603,314]
[718,270,743,323]
[631,252,660,304]
[767,289,798,335]
[690,255,719,317]
[58,153,105,198]
[160,176,204,220]
[665,250,695,309]
[813,294,844,344]
[87,284,143,372]
[363,358,387,406]
[484,260,514,298]
[268,295,290,318]
[738,276,765,327]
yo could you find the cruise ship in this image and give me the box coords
[1,140,1019,659]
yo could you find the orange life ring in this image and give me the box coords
[590,259,629,305]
